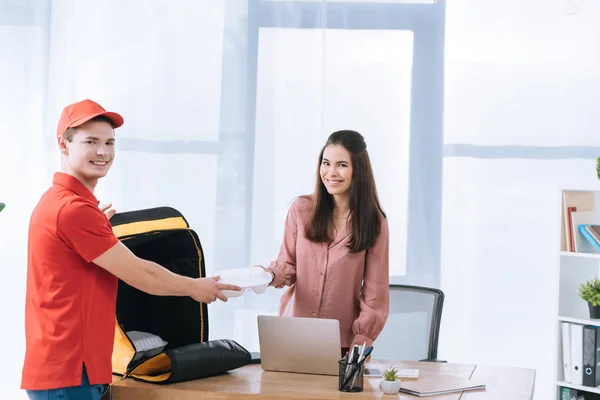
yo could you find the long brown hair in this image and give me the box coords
[304,130,386,253]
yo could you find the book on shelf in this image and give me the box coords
[587,226,600,244]
[562,191,595,252]
[580,225,600,253]
[572,213,599,253]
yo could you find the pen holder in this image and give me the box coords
[338,360,364,392]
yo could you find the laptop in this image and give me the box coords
[257,315,341,376]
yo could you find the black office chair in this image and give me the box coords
[372,284,446,363]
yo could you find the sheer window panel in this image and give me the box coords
[261,0,436,3]
[0,22,49,307]
[251,28,413,279]
[440,157,598,400]
[321,29,413,279]
[0,21,50,263]
[444,0,600,146]
[251,27,327,275]
[0,19,50,400]
[45,0,226,142]
[0,25,46,165]
[94,152,219,276]
[444,65,600,147]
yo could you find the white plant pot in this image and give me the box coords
[380,379,402,394]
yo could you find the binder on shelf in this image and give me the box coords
[583,325,600,387]
[562,322,572,383]
[572,323,584,385]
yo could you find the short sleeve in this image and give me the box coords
[57,200,119,263]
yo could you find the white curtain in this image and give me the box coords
[1,2,52,399]
[441,1,600,400]
[1,1,443,397]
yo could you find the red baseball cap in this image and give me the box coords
[56,99,124,138]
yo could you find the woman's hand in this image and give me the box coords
[256,265,277,285]
[350,338,374,362]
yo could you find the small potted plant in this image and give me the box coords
[579,277,600,318]
[596,157,600,180]
[379,365,402,395]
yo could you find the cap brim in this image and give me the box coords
[70,111,124,130]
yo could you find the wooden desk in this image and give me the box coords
[107,360,536,400]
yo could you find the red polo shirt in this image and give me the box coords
[21,172,120,390]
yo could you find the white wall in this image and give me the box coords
[440,1,600,399]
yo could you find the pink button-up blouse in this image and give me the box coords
[268,196,390,348]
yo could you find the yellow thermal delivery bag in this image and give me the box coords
[109,207,250,384]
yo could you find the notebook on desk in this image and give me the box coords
[398,374,486,397]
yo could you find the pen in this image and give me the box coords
[343,347,356,381]
[352,346,373,386]
[357,342,366,363]
[352,345,359,362]
[345,346,374,388]
[343,345,360,383]
[358,346,373,363]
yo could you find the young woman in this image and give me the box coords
[262,129,390,355]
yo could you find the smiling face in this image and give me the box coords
[320,144,353,197]
[59,119,115,190]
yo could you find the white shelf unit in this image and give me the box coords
[556,381,600,395]
[555,188,600,399]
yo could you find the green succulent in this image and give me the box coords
[0,203,4,213]
[580,277,600,306]
[382,366,400,382]
[596,157,600,180]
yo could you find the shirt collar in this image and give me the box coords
[52,172,99,205]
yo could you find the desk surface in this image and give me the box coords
[108,360,536,400]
